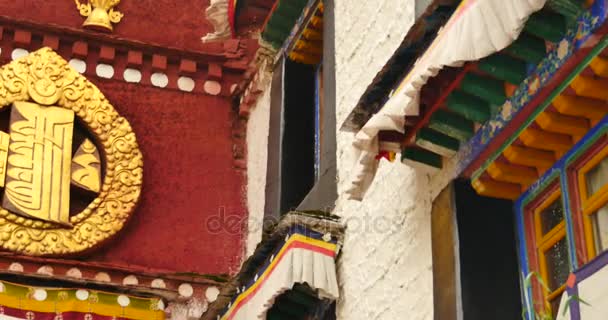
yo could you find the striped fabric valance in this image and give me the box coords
[0,281,164,320]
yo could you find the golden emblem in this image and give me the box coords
[3,101,75,226]
[74,0,124,32]
[71,139,102,193]
[0,48,143,255]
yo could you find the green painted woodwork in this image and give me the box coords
[524,10,567,42]
[447,90,491,123]
[548,0,585,26]
[472,35,608,180]
[460,74,507,106]
[402,147,443,169]
[262,0,311,49]
[479,54,527,85]
[416,128,460,156]
[428,110,475,141]
[506,33,547,64]
[263,28,291,46]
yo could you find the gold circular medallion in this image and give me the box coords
[0,48,143,255]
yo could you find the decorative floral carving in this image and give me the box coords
[0,48,143,256]
[75,0,124,32]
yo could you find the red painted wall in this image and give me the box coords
[81,80,247,275]
[1,0,220,53]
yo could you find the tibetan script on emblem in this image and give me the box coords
[71,139,102,193]
[2,101,75,226]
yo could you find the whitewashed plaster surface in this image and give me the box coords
[333,0,443,319]
[245,81,272,257]
[243,0,463,319]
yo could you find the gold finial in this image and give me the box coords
[74,0,124,32]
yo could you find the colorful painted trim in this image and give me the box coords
[565,249,608,320]
[458,0,608,178]
[514,115,608,320]
[0,281,164,320]
[272,0,321,62]
[219,226,339,320]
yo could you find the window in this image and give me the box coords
[577,146,608,259]
[527,188,570,317]
[264,0,336,219]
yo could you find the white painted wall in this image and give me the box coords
[333,1,443,319]
[244,1,463,319]
[245,80,272,257]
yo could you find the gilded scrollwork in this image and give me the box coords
[0,48,143,256]
[75,0,124,32]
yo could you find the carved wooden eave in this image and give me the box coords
[0,16,254,97]
[0,253,225,318]
[202,0,232,43]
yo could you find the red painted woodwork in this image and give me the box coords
[566,136,608,265]
[234,0,275,36]
[1,1,222,53]
[524,182,560,312]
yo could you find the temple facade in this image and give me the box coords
[228,0,608,319]
[3,0,608,320]
[0,0,270,319]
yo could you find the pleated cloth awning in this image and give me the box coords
[346,0,548,200]
[204,212,344,320]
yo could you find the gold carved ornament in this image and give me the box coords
[0,48,143,255]
[75,0,124,32]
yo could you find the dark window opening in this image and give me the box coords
[431,180,522,320]
[280,59,317,214]
[265,283,335,320]
[454,179,522,320]
[264,0,337,220]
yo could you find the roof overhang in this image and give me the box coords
[346,0,608,200]
[468,36,608,199]
[203,212,344,320]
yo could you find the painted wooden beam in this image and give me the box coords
[547,0,585,25]
[415,128,460,156]
[506,32,547,64]
[486,161,539,186]
[589,56,608,77]
[428,110,474,142]
[472,177,522,200]
[479,54,527,85]
[552,94,608,122]
[519,128,572,154]
[401,147,443,169]
[569,75,608,100]
[503,145,556,174]
[446,91,491,123]
[460,73,507,106]
[535,111,589,140]
[524,10,567,42]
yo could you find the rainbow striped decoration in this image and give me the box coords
[219,227,340,320]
